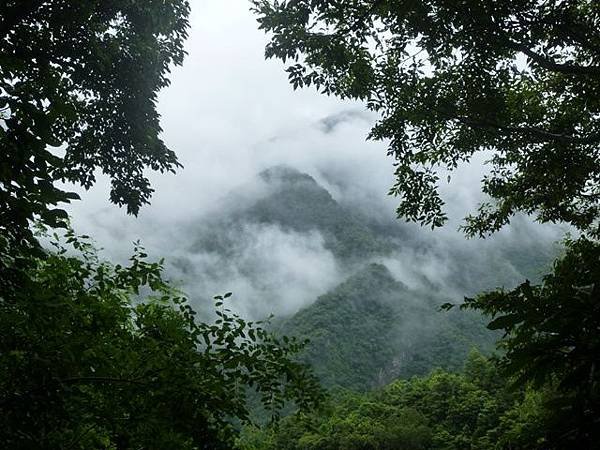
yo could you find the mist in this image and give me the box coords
[64,0,567,320]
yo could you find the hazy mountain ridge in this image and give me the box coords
[237,165,391,261]
[175,165,559,307]
[163,165,559,388]
[279,263,497,390]
[178,165,388,265]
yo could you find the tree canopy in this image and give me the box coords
[252,2,600,447]
[238,352,551,450]
[0,0,190,239]
[0,230,323,449]
[252,0,600,236]
[460,237,600,446]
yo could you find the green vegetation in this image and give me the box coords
[1,0,599,448]
[239,352,552,450]
[0,230,323,448]
[280,263,496,390]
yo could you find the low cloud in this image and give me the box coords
[63,0,568,322]
[168,223,342,318]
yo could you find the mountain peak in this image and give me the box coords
[341,263,402,294]
[251,166,390,260]
[259,165,316,185]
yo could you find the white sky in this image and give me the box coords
[66,0,404,254]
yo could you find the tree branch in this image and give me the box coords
[348,0,385,33]
[507,41,600,76]
[59,376,148,386]
[432,104,600,145]
[458,115,600,144]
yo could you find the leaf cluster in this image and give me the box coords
[461,237,600,446]
[252,0,600,237]
[0,231,324,449]
[0,0,190,241]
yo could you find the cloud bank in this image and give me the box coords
[63,0,568,319]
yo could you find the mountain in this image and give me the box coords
[181,165,557,297]
[190,165,390,262]
[167,164,559,389]
[278,263,497,390]
[248,166,390,261]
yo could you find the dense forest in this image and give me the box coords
[1,1,599,449]
[239,352,556,449]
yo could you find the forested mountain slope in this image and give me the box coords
[279,263,497,390]
[171,165,558,388]
[189,165,389,262]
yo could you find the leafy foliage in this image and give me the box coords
[238,352,553,450]
[461,237,600,447]
[0,0,190,239]
[0,231,323,449]
[252,0,600,237]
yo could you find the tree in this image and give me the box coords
[252,0,600,237]
[0,230,324,449]
[252,2,600,447]
[238,360,548,450]
[0,0,190,240]
[461,237,600,447]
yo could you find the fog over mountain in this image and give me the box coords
[67,159,563,323]
[63,0,566,322]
